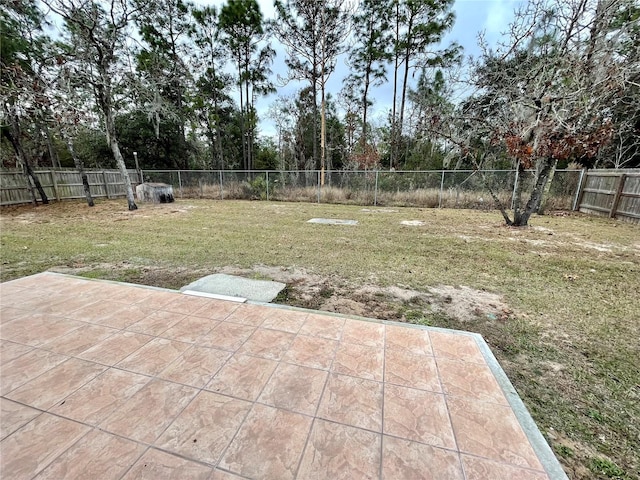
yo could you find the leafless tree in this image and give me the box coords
[420,0,637,226]
[43,0,142,210]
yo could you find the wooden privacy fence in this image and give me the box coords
[577,169,640,224]
[0,169,141,206]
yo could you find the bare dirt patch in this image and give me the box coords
[53,261,513,325]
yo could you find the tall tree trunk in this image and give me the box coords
[237,61,247,170]
[245,62,252,171]
[103,105,137,210]
[42,122,61,169]
[65,134,94,207]
[514,158,555,226]
[391,1,400,170]
[321,88,326,185]
[398,17,414,170]
[312,44,319,169]
[537,158,558,214]
[5,119,48,205]
[362,64,371,149]
[320,10,327,186]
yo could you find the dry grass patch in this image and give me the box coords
[1,199,638,479]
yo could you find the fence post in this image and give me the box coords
[266,171,270,201]
[575,169,588,212]
[439,170,445,208]
[178,170,183,198]
[572,168,586,211]
[511,168,519,210]
[102,171,110,199]
[374,170,379,206]
[50,171,60,201]
[317,170,321,203]
[609,174,627,218]
[219,170,224,200]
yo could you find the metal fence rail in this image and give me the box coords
[140,169,583,211]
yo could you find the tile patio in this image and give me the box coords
[0,272,566,479]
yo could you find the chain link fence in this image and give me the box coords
[141,169,583,211]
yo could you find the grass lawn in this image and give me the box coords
[1,198,638,479]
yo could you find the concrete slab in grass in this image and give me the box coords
[307,218,358,225]
[180,274,286,303]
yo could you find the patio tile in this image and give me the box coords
[126,310,186,336]
[193,298,240,320]
[0,283,26,298]
[161,315,220,343]
[0,313,84,347]
[0,306,29,323]
[158,346,231,388]
[198,322,255,351]
[0,276,562,480]
[156,390,252,465]
[1,291,56,310]
[0,348,68,396]
[0,413,90,480]
[384,349,441,392]
[0,288,51,308]
[437,358,507,404]
[381,435,464,480]
[386,324,433,355]
[261,309,307,333]
[223,304,267,326]
[121,448,213,480]
[383,384,456,449]
[96,303,158,329]
[64,299,131,323]
[283,334,338,370]
[297,419,381,480]
[211,470,246,479]
[34,429,145,480]
[461,454,549,480]
[318,373,383,432]
[48,280,104,298]
[238,328,295,360]
[105,284,155,304]
[341,319,384,347]
[6,358,106,410]
[100,379,198,443]
[41,323,117,356]
[258,363,328,415]
[77,331,153,365]
[299,313,345,340]
[219,404,312,480]
[332,342,384,381]
[32,295,98,316]
[134,290,183,310]
[0,398,41,441]
[49,369,150,425]
[163,295,213,315]
[430,331,485,363]
[0,340,32,363]
[448,396,543,470]
[117,337,191,376]
[206,353,277,401]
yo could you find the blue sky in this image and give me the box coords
[209,0,525,137]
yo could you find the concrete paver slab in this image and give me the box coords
[180,274,285,303]
[0,272,568,480]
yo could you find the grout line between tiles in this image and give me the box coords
[378,324,388,480]
[433,348,467,480]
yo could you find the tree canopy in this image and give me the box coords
[1,0,638,220]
